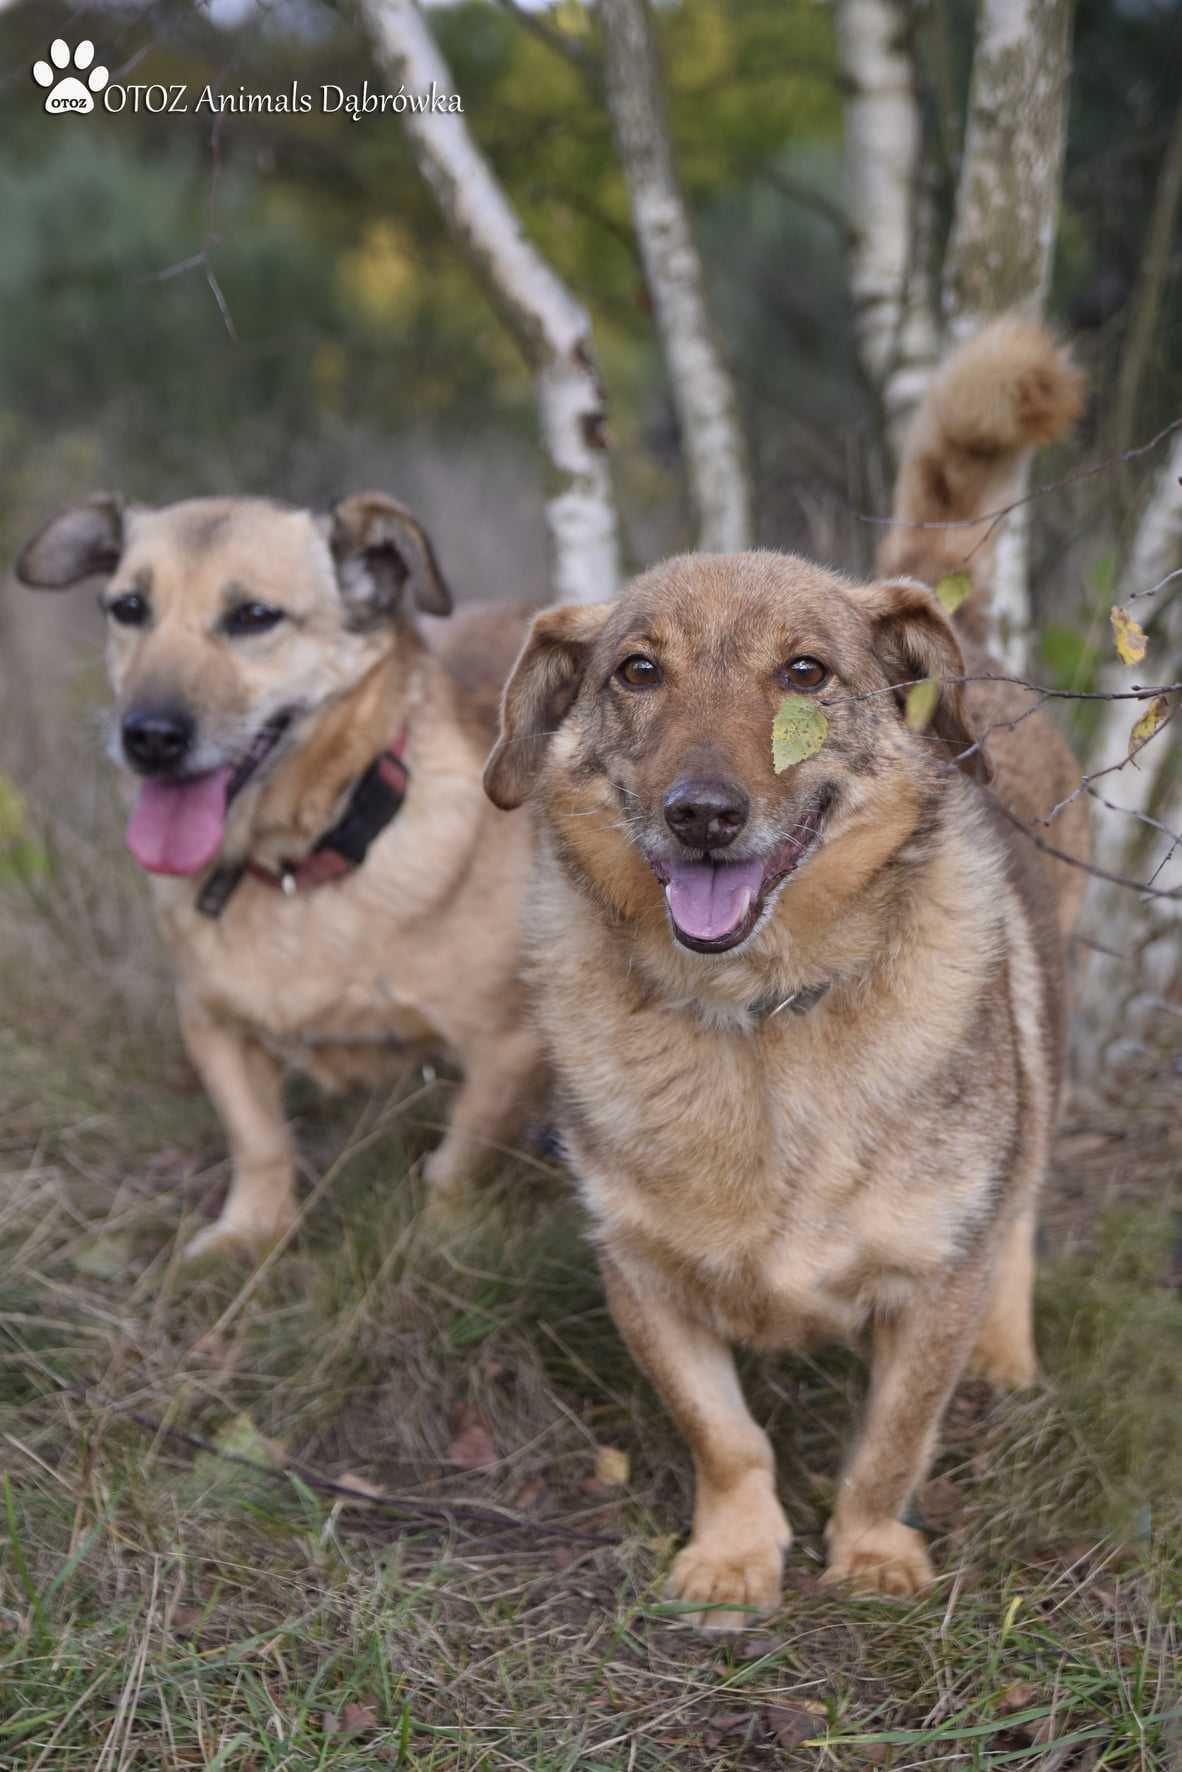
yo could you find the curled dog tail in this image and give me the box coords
[876,316,1085,636]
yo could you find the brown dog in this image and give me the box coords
[16,492,542,1260]
[484,321,1086,1623]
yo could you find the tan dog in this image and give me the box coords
[17,493,542,1260]
[484,322,1086,1624]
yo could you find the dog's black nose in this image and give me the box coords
[122,708,195,776]
[663,777,750,850]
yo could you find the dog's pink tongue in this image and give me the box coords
[126,767,232,876]
[666,858,764,941]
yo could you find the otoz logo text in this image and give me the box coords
[32,46,462,123]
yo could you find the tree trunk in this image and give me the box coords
[360,0,619,605]
[1077,431,1182,1075]
[1111,104,1182,491]
[599,0,751,552]
[941,0,1075,672]
[834,0,940,457]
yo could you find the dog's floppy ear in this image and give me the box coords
[326,492,452,622]
[15,495,125,589]
[861,577,988,781]
[484,602,611,810]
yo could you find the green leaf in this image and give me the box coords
[935,572,972,614]
[69,1233,133,1281]
[905,678,939,733]
[771,695,828,772]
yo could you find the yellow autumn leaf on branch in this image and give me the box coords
[905,677,939,733]
[935,572,972,614]
[1127,695,1170,758]
[1110,605,1147,665]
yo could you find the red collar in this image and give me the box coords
[196,728,409,919]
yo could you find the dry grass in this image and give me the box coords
[0,696,1179,1769]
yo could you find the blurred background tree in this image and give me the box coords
[0,1,1174,564]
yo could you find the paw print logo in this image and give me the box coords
[32,40,109,116]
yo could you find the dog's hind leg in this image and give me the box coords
[177,995,299,1263]
[968,1203,1040,1390]
[422,1025,543,1219]
[601,1253,791,1632]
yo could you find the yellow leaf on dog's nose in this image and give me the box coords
[772,696,828,773]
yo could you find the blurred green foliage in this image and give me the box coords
[0,0,1177,572]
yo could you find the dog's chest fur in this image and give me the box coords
[534,826,1026,1350]
[156,740,530,1079]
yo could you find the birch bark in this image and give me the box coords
[1078,432,1182,1073]
[834,0,940,457]
[941,0,1076,671]
[361,0,620,604]
[599,0,752,551]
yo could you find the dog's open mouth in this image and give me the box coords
[125,713,293,878]
[649,809,825,954]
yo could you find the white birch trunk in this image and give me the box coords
[834,0,940,457]
[942,0,1075,671]
[360,0,619,604]
[1078,432,1182,1074]
[599,0,751,552]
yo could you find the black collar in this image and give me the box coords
[196,729,410,920]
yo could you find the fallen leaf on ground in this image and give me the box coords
[998,1680,1041,1714]
[1111,605,1147,665]
[735,1632,781,1660]
[334,1472,385,1508]
[514,1475,548,1509]
[1127,694,1170,757]
[766,1700,827,1748]
[69,1233,133,1281]
[703,1710,754,1747]
[594,1444,630,1487]
[772,695,829,772]
[213,1412,287,1469]
[323,1700,378,1738]
[644,1533,678,1556]
[447,1419,496,1469]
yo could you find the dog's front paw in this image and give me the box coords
[822,1517,934,1597]
[420,1149,480,1228]
[181,1205,297,1266]
[666,1505,791,1632]
[967,1332,1040,1391]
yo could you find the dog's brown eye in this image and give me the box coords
[224,602,285,638]
[616,654,662,690]
[108,592,148,627]
[783,656,828,691]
